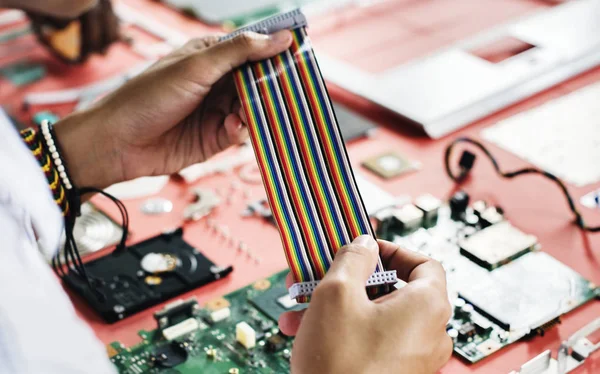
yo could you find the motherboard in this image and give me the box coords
[376,192,599,363]
[110,192,599,373]
[109,271,299,374]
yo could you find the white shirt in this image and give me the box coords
[0,111,116,374]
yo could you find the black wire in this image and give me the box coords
[52,187,130,296]
[444,137,599,233]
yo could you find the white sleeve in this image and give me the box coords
[0,198,117,374]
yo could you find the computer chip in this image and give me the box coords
[459,221,537,270]
[249,284,305,322]
[362,151,420,179]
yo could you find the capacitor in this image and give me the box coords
[450,191,470,219]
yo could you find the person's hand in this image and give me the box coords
[4,0,120,62]
[279,236,453,374]
[54,31,292,188]
[3,0,98,18]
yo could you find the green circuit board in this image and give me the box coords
[109,196,599,372]
[378,199,599,363]
[109,271,300,374]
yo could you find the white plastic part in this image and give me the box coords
[277,294,298,310]
[509,317,600,374]
[289,270,397,300]
[162,318,199,341]
[219,9,307,42]
[210,307,231,323]
[236,321,256,349]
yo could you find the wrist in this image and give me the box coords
[53,108,124,189]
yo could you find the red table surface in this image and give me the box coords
[1,1,598,373]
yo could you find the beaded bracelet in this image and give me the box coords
[19,121,74,216]
[40,120,74,191]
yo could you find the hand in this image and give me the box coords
[2,0,98,18]
[23,0,120,63]
[54,31,292,188]
[279,236,453,374]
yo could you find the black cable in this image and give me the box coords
[52,187,130,298]
[444,136,599,233]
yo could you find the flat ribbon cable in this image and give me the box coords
[223,9,397,301]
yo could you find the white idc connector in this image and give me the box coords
[220,9,307,42]
[289,270,397,300]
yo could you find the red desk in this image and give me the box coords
[1,1,598,373]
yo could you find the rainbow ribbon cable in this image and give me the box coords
[223,10,397,301]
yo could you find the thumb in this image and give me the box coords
[321,235,379,292]
[195,30,292,86]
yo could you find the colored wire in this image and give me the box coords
[235,65,315,283]
[234,25,387,290]
[445,137,599,233]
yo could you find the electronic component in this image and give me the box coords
[162,318,200,341]
[385,196,598,364]
[414,194,441,226]
[393,204,424,231]
[277,294,298,310]
[150,342,189,368]
[444,136,600,233]
[266,333,287,352]
[457,323,476,342]
[479,206,504,227]
[62,229,233,323]
[289,270,398,300]
[459,221,537,270]
[509,317,600,374]
[236,322,256,349]
[450,191,470,218]
[362,151,420,179]
[109,198,598,371]
[155,298,199,330]
[249,284,305,322]
[210,307,231,323]
[473,317,493,335]
[580,189,600,210]
[229,10,396,301]
[458,252,594,332]
[67,202,123,257]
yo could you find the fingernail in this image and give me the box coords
[270,30,291,43]
[353,235,378,252]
